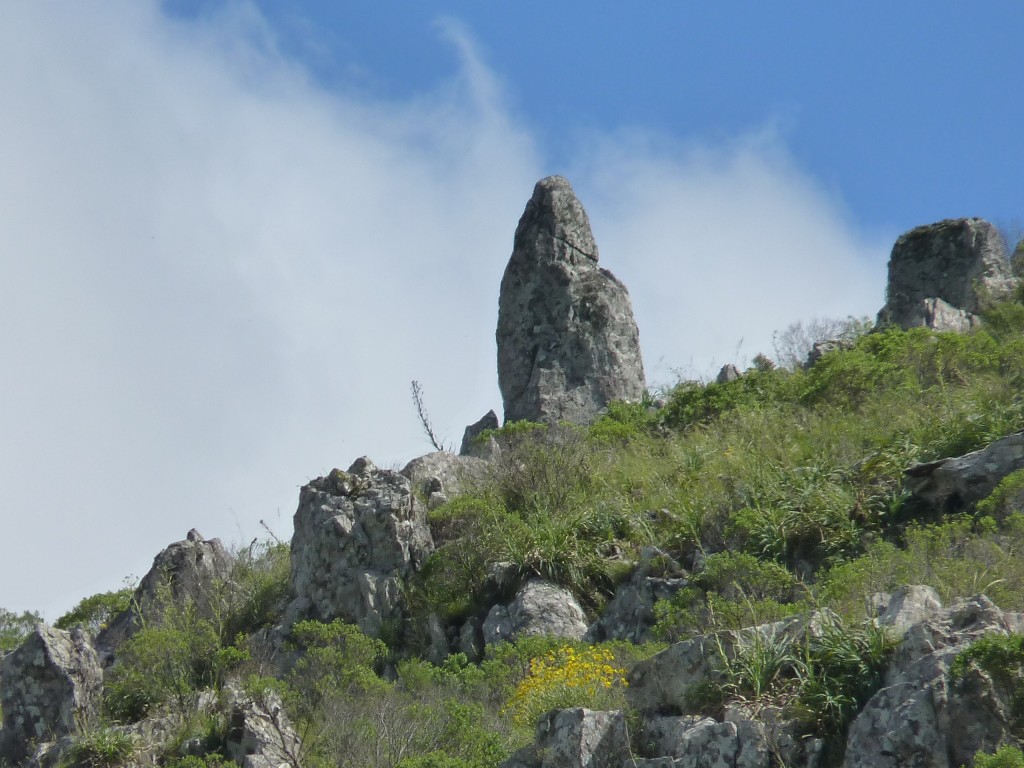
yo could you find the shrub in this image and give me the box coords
[0,607,42,653]
[700,613,894,752]
[973,745,1024,768]
[55,588,134,634]
[222,540,291,639]
[67,727,137,768]
[501,644,628,728]
[951,633,1024,729]
[103,599,246,722]
[976,470,1024,524]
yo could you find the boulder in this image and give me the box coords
[460,409,500,457]
[97,529,234,657]
[636,715,771,768]
[877,218,1016,331]
[226,688,302,768]
[905,431,1024,514]
[844,595,1024,768]
[873,585,944,637]
[496,176,646,425]
[400,450,488,507]
[483,578,588,646]
[500,708,630,768]
[0,625,103,764]
[285,457,433,637]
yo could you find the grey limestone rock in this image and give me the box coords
[905,431,1024,514]
[97,529,234,658]
[500,708,630,768]
[400,450,487,502]
[0,625,103,764]
[715,364,741,384]
[460,410,500,457]
[586,549,687,644]
[497,176,646,425]
[637,716,770,768]
[483,578,588,646]
[226,688,302,768]
[286,457,433,638]
[878,218,1016,331]
[843,595,1024,768]
[873,585,944,637]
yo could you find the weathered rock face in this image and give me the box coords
[905,431,1024,514]
[844,595,1024,768]
[400,450,488,510]
[98,529,234,657]
[878,218,1016,331]
[226,688,302,768]
[460,410,500,457]
[286,457,433,638]
[482,578,588,646]
[496,176,646,425]
[634,715,773,768]
[0,625,103,764]
[585,549,688,644]
[500,708,630,768]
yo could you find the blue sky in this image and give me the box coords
[182,1,1024,235]
[2,1,1022,618]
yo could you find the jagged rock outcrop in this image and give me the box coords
[878,218,1016,331]
[871,584,944,636]
[460,409,500,457]
[633,715,775,768]
[0,625,103,764]
[715,364,740,384]
[226,688,302,768]
[286,457,433,637]
[400,450,488,510]
[98,529,234,657]
[905,431,1024,514]
[585,548,688,644]
[844,595,1024,768]
[496,176,646,425]
[482,578,588,646]
[500,708,630,768]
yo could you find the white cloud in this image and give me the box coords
[0,2,889,618]
[570,129,890,385]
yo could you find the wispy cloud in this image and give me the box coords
[0,2,887,617]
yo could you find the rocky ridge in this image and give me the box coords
[4,189,1024,768]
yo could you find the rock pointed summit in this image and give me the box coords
[496,176,646,425]
[878,217,1017,331]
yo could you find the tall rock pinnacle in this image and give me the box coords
[496,176,646,425]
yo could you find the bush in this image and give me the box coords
[501,644,628,728]
[976,470,1024,524]
[56,589,134,634]
[0,607,42,653]
[67,727,137,768]
[700,613,894,751]
[974,745,1024,768]
[103,599,246,722]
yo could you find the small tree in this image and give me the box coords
[0,607,42,652]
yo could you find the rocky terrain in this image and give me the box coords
[4,179,1024,768]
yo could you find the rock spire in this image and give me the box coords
[496,176,646,424]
